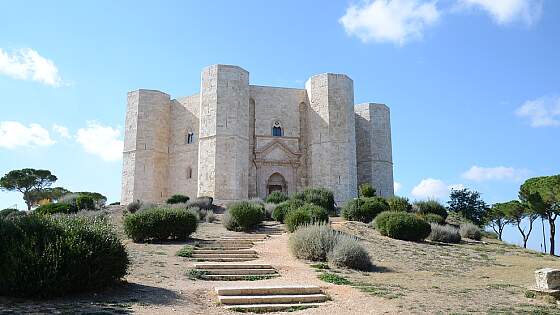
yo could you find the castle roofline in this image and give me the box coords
[307,72,353,82]
[355,102,390,111]
[128,89,170,97]
[203,64,248,73]
[250,84,306,91]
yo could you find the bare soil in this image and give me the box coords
[2,209,560,314]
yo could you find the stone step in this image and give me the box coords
[219,293,328,305]
[220,235,268,240]
[195,246,253,250]
[201,274,279,281]
[193,249,257,254]
[199,268,277,275]
[192,253,258,258]
[193,257,257,262]
[215,285,323,296]
[195,263,273,270]
[222,303,323,312]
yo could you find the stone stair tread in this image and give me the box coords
[194,258,257,262]
[222,302,323,311]
[198,268,277,275]
[196,248,254,251]
[195,263,272,269]
[192,254,258,257]
[202,274,279,280]
[215,285,322,296]
[218,293,328,304]
[193,249,257,253]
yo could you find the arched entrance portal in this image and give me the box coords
[267,173,287,195]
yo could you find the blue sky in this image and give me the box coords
[1,0,559,251]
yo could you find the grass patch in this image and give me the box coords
[241,275,278,281]
[176,245,194,257]
[230,305,319,313]
[186,269,207,280]
[352,282,405,299]
[318,272,351,285]
[310,262,330,270]
[525,290,537,299]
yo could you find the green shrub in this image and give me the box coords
[186,196,213,210]
[288,223,339,261]
[293,188,336,214]
[374,211,431,241]
[341,197,389,223]
[359,183,376,197]
[419,213,445,224]
[328,234,372,271]
[223,201,264,231]
[176,245,194,257]
[0,208,20,219]
[0,214,128,298]
[126,200,142,213]
[289,223,372,271]
[387,196,413,212]
[481,230,498,239]
[123,207,198,242]
[285,204,328,232]
[460,222,482,240]
[414,200,448,219]
[427,223,461,243]
[35,203,78,215]
[285,208,311,233]
[446,211,473,227]
[76,195,95,210]
[265,191,288,204]
[166,194,190,204]
[263,203,276,220]
[272,199,304,223]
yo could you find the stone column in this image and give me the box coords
[355,103,394,198]
[305,73,358,204]
[121,89,170,204]
[198,65,250,203]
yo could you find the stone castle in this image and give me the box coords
[121,64,393,205]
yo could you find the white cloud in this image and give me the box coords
[76,122,123,161]
[394,181,402,193]
[411,178,463,199]
[462,166,529,182]
[339,0,440,45]
[52,124,71,139]
[515,96,560,127]
[0,121,55,149]
[457,0,542,26]
[0,48,62,86]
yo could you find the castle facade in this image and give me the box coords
[121,64,393,205]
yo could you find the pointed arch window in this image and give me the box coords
[272,120,283,137]
[186,167,192,179]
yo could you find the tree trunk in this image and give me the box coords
[549,217,556,256]
[542,217,547,253]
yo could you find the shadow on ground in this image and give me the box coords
[0,282,181,314]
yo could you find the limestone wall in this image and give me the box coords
[121,89,170,204]
[167,94,200,199]
[355,103,394,197]
[306,73,358,204]
[198,65,250,202]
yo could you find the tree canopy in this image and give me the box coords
[0,169,58,210]
[447,188,488,226]
[519,175,560,255]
